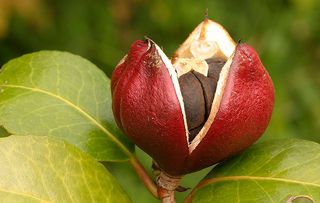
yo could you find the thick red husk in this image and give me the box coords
[111,40,274,176]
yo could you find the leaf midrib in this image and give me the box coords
[0,84,133,159]
[197,175,320,190]
[0,187,52,203]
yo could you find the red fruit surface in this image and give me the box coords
[112,40,189,175]
[184,43,274,174]
[112,41,274,176]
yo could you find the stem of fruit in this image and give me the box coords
[156,170,181,203]
[129,156,158,198]
[158,187,175,203]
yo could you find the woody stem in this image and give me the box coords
[155,169,181,203]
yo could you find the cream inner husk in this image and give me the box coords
[155,19,236,153]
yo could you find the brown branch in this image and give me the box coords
[129,156,158,198]
[158,187,176,203]
[155,169,181,203]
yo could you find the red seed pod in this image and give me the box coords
[111,19,274,176]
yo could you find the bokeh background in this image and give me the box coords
[1,0,319,202]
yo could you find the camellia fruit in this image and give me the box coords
[111,19,274,179]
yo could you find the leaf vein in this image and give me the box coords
[0,187,52,203]
[198,176,320,189]
[0,84,132,159]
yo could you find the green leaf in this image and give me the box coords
[191,139,320,203]
[0,135,131,203]
[0,126,10,137]
[0,51,134,161]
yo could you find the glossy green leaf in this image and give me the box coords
[0,51,134,161]
[0,135,131,203]
[191,139,320,203]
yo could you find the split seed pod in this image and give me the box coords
[111,19,274,176]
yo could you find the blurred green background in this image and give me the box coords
[1,0,319,202]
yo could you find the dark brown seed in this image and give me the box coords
[189,125,203,142]
[179,58,226,142]
[206,58,226,84]
[178,72,205,131]
[193,71,215,117]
